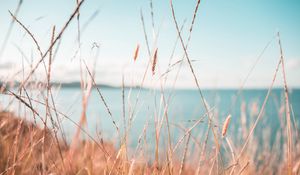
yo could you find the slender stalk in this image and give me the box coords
[235,50,283,171]
[179,133,191,175]
[170,0,219,158]
[0,0,23,59]
[277,32,293,175]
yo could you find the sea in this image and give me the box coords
[1,87,300,152]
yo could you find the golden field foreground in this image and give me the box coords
[0,111,196,174]
[0,109,299,175]
[1,0,300,174]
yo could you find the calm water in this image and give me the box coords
[1,87,300,149]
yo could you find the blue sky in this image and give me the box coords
[0,0,299,88]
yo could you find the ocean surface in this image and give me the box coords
[1,87,300,150]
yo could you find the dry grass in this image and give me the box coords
[0,111,201,174]
[0,0,299,174]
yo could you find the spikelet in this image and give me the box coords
[152,48,158,75]
[222,114,231,137]
[133,44,140,61]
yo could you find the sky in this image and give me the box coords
[0,0,299,88]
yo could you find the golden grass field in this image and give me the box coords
[1,110,298,174]
[0,0,300,174]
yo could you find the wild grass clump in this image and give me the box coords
[0,0,299,174]
[0,111,116,174]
